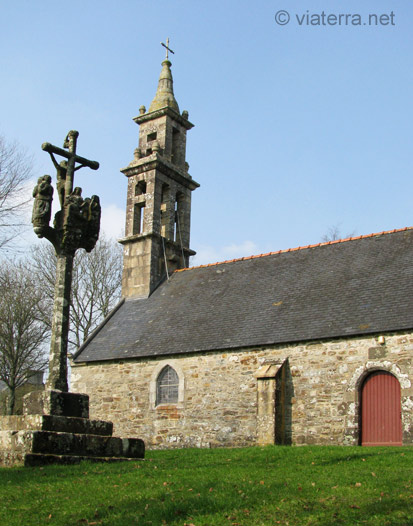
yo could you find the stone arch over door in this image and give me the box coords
[360,371,402,446]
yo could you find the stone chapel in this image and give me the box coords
[71,55,413,449]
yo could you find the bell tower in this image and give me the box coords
[120,45,199,298]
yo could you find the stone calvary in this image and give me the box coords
[0,131,144,466]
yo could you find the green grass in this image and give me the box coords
[0,446,412,526]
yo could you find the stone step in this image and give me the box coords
[0,414,113,436]
[24,453,143,467]
[23,390,89,418]
[31,431,145,458]
[0,430,145,467]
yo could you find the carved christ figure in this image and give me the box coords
[48,153,83,207]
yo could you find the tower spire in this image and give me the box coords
[149,39,179,113]
[119,46,199,299]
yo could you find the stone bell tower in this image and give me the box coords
[119,49,199,299]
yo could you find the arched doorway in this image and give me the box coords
[361,371,402,446]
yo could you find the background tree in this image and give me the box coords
[0,261,49,414]
[0,135,32,251]
[32,235,123,351]
[321,224,356,242]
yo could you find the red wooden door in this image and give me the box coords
[361,371,402,446]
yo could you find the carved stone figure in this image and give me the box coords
[66,186,84,223]
[81,194,101,252]
[32,175,53,234]
[89,194,101,237]
[63,187,84,251]
[56,160,68,207]
[48,153,68,207]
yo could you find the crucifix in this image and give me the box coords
[161,37,174,60]
[42,130,99,206]
[32,130,100,392]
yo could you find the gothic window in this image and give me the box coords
[156,365,179,405]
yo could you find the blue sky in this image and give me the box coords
[1,0,412,265]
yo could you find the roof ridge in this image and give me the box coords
[176,226,413,273]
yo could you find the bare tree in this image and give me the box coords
[0,261,49,414]
[0,135,32,250]
[321,224,356,242]
[32,235,123,351]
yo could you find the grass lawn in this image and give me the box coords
[0,446,412,525]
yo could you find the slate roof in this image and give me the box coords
[74,227,413,363]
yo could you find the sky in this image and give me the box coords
[1,0,412,265]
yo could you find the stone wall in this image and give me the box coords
[71,331,413,449]
[0,383,44,416]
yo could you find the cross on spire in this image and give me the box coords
[161,38,174,60]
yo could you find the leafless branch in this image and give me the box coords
[31,235,123,353]
[0,135,33,251]
[0,260,49,414]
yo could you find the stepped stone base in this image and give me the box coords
[24,453,141,466]
[0,390,145,467]
[23,390,90,418]
[1,414,113,435]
